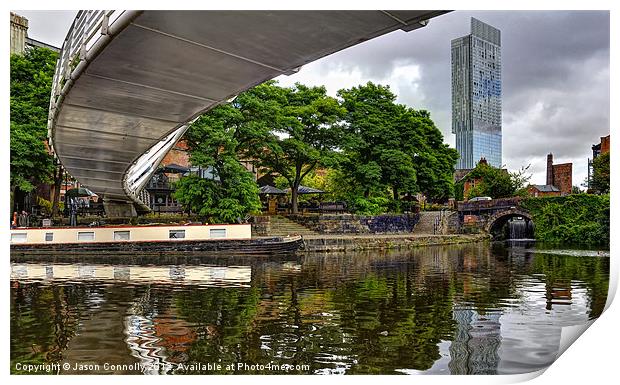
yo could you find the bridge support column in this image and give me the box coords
[103,200,137,218]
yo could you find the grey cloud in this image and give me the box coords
[310,10,609,185]
[13,10,610,187]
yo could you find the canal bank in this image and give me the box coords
[27,214,489,255]
[301,233,489,252]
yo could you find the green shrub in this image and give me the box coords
[424,203,447,211]
[350,196,390,215]
[521,194,609,246]
[37,196,52,215]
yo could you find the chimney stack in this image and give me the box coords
[546,153,554,186]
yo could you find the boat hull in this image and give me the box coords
[10,235,304,256]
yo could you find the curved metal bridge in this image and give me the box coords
[48,10,447,216]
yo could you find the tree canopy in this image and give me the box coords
[179,81,345,215]
[590,152,610,194]
[337,82,458,204]
[456,161,530,200]
[175,81,460,218]
[10,48,58,194]
[250,82,345,213]
[173,113,261,223]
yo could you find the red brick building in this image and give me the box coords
[599,135,610,155]
[527,184,561,198]
[546,153,572,196]
[161,140,191,169]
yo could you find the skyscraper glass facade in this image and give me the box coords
[451,18,502,169]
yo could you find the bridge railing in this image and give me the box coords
[48,11,129,147]
[457,197,522,212]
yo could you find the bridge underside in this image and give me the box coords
[51,10,447,215]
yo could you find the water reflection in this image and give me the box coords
[10,243,609,375]
[11,264,252,287]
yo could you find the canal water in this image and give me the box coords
[10,242,609,375]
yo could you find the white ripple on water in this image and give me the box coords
[525,249,609,257]
[124,314,170,374]
[313,352,356,375]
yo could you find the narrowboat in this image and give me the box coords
[10,223,304,256]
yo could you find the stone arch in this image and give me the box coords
[484,209,533,234]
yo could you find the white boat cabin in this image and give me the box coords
[10,223,252,245]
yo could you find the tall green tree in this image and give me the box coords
[249,83,345,213]
[591,152,610,194]
[404,109,459,201]
[338,82,402,199]
[10,47,58,210]
[174,113,261,223]
[338,82,458,203]
[178,81,344,215]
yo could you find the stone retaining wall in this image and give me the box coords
[250,215,271,236]
[287,213,420,234]
[303,234,489,252]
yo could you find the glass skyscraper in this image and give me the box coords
[451,18,502,169]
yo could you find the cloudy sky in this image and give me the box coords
[16,10,610,188]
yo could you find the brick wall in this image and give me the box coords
[161,140,190,167]
[552,163,572,196]
[601,135,610,155]
[463,178,481,199]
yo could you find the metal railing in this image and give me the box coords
[48,11,128,146]
[433,209,452,235]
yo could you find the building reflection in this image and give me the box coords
[449,308,501,374]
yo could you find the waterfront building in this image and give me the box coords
[545,153,572,196]
[451,18,502,169]
[588,134,610,189]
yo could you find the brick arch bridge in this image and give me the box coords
[484,208,533,233]
[456,197,534,236]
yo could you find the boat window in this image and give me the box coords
[77,231,95,241]
[210,229,227,238]
[114,231,130,241]
[169,229,185,239]
[45,233,53,242]
[11,233,27,243]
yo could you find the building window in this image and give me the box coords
[114,231,130,241]
[210,229,227,239]
[45,233,54,242]
[169,229,185,239]
[11,233,27,243]
[77,231,95,241]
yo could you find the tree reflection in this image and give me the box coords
[11,283,89,374]
[10,243,610,375]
